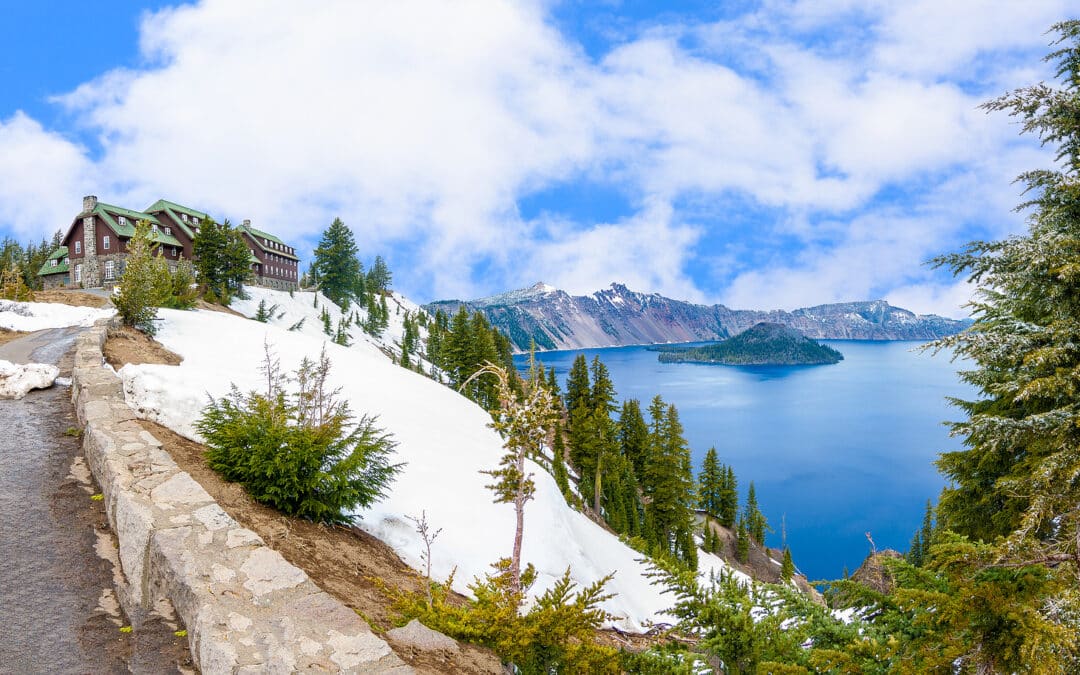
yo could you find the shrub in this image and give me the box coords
[161,257,198,310]
[195,344,402,523]
[389,559,620,674]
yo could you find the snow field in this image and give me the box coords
[121,288,744,631]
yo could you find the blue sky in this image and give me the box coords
[0,1,1070,314]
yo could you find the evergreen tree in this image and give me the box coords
[550,423,572,503]
[193,217,250,303]
[617,399,649,481]
[312,217,363,308]
[720,465,738,528]
[114,220,170,335]
[933,20,1080,554]
[736,516,750,563]
[643,399,697,567]
[254,299,271,322]
[780,547,795,582]
[0,264,33,301]
[745,482,768,545]
[366,254,392,292]
[564,354,590,414]
[697,447,724,519]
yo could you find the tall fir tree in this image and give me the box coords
[617,399,650,481]
[745,482,768,545]
[643,399,697,568]
[312,217,363,308]
[698,447,724,519]
[720,465,738,528]
[193,217,251,303]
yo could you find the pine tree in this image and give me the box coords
[0,264,33,301]
[564,354,591,415]
[254,299,271,322]
[312,217,362,308]
[321,307,333,336]
[643,399,697,567]
[698,447,724,519]
[193,218,250,303]
[550,423,572,502]
[617,399,650,481]
[468,361,559,594]
[780,547,794,582]
[367,254,392,293]
[745,482,768,545]
[720,465,738,528]
[736,516,750,563]
[114,220,170,335]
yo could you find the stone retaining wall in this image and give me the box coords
[72,319,411,673]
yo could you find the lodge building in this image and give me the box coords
[38,195,299,291]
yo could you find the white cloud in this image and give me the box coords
[0,112,91,242]
[0,0,1064,310]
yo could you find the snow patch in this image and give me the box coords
[0,360,59,399]
[0,300,114,332]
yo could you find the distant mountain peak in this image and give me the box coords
[424,282,971,352]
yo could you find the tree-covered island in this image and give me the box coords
[655,321,844,366]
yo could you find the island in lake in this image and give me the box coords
[656,322,844,366]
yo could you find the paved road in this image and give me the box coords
[0,328,189,674]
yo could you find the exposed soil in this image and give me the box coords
[104,325,183,369]
[32,289,112,308]
[0,327,26,347]
[194,299,246,317]
[704,517,823,601]
[142,420,503,675]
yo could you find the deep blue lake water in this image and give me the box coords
[514,340,975,581]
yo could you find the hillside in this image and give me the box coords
[658,322,844,365]
[115,287,767,632]
[425,282,970,351]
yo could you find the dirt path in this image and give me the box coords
[0,328,190,674]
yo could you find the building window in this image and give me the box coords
[104,261,115,280]
[74,264,82,283]
[171,247,178,257]
[181,214,188,222]
[164,227,171,235]
[75,241,82,254]
[103,235,110,250]
[118,215,126,226]
[51,259,58,267]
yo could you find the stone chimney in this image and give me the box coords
[242,219,251,229]
[82,195,98,213]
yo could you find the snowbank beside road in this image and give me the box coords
[0,300,114,332]
[0,360,59,399]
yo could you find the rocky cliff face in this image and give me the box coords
[425,282,971,352]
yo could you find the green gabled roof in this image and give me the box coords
[240,223,299,260]
[95,204,182,247]
[38,246,69,276]
[144,199,208,240]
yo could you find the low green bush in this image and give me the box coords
[195,345,401,524]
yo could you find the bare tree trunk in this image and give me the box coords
[593,453,602,516]
[511,447,527,594]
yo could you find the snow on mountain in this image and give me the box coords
[0,299,114,332]
[118,288,739,631]
[426,283,971,352]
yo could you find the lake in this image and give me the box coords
[514,340,974,581]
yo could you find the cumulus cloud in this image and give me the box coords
[0,0,1064,312]
[0,113,92,241]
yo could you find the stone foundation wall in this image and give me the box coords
[71,319,411,674]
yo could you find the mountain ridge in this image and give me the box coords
[425,282,971,351]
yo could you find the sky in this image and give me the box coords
[0,0,1071,315]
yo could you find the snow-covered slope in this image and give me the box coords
[120,288,743,631]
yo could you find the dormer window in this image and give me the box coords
[51,259,57,267]
[164,227,171,235]
[118,215,127,226]
[181,214,188,222]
